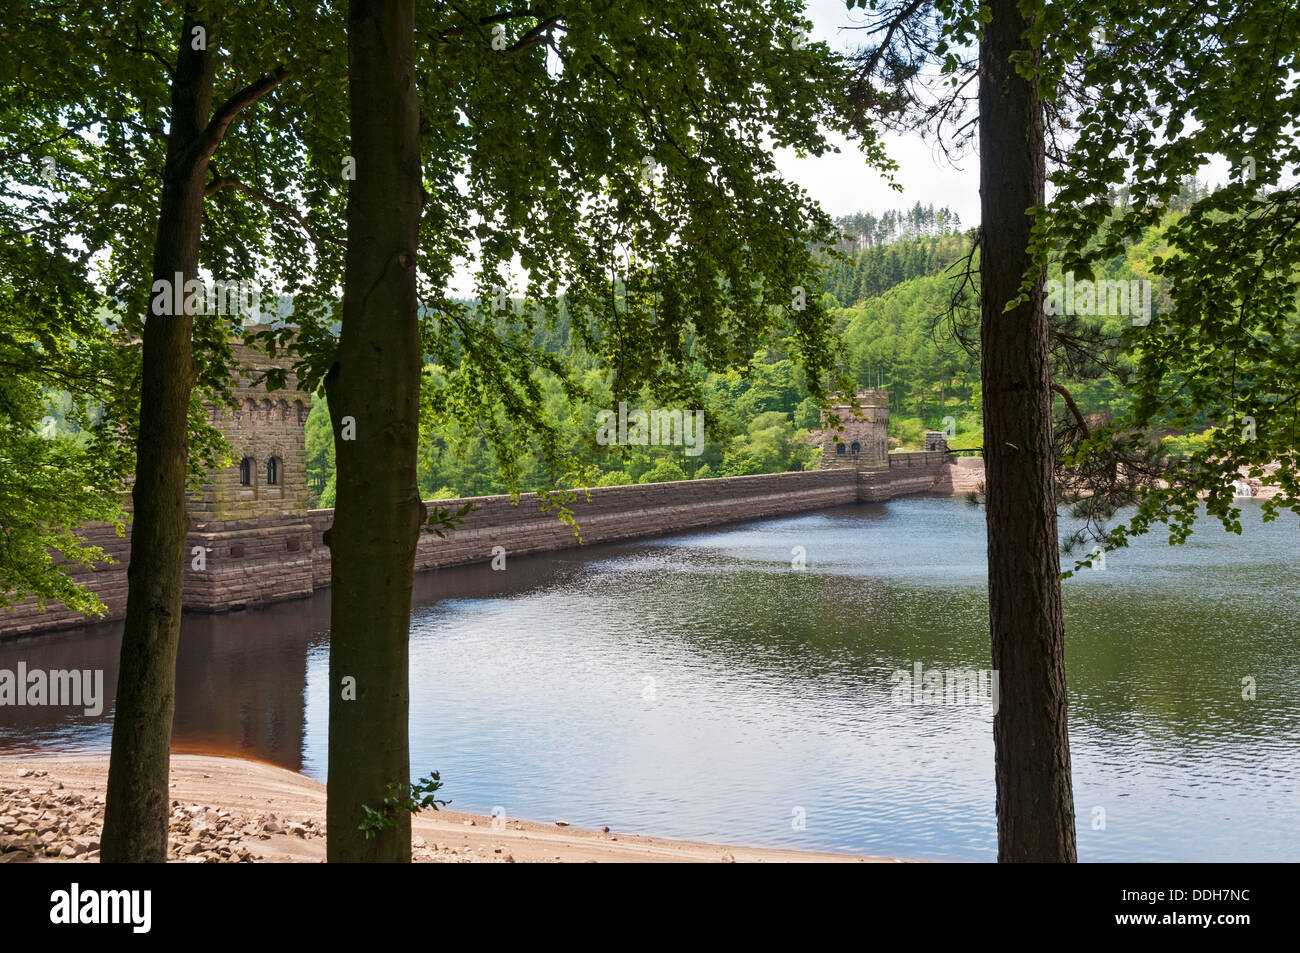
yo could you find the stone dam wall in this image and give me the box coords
[1,455,982,638]
[306,467,861,589]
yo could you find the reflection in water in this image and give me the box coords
[0,597,326,771]
[1,498,1297,861]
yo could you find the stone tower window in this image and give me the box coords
[266,456,281,486]
[851,441,861,455]
[836,442,846,455]
[239,457,253,486]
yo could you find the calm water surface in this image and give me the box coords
[2,497,1297,862]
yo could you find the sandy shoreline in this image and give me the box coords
[0,752,893,863]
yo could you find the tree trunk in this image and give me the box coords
[979,0,1077,862]
[325,0,423,863]
[101,12,214,863]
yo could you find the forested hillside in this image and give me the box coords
[294,200,1208,505]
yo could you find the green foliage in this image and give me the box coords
[890,416,929,450]
[793,396,822,429]
[254,1,894,521]
[1,0,343,612]
[947,428,984,451]
[425,501,475,539]
[1046,1,1300,550]
[637,460,686,484]
[1159,431,1211,461]
[317,471,336,509]
[303,398,334,507]
[301,214,1202,494]
[0,244,135,613]
[822,214,971,307]
[358,771,449,840]
[720,410,817,475]
[838,267,981,432]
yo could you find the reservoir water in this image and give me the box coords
[2,497,1297,861]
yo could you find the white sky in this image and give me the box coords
[784,0,1241,225]
[777,0,982,224]
[445,2,980,296]
[288,3,1247,301]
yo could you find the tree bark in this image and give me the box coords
[101,12,214,863]
[325,0,423,862]
[979,0,1077,862]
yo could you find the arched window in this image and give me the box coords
[835,442,846,455]
[239,457,252,486]
[851,441,861,455]
[266,456,281,486]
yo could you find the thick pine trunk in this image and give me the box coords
[101,14,214,863]
[325,0,423,863]
[979,0,1077,862]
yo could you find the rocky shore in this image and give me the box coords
[1,767,319,864]
[0,754,886,863]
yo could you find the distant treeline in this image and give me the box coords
[302,194,1212,503]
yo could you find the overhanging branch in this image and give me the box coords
[205,172,344,250]
[192,67,291,164]
[1051,380,1090,438]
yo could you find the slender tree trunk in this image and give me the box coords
[101,13,214,863]
[325,0,423,863]
[979,0,1077,862]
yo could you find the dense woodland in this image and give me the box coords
[3,0,1296,868]
[296,192,1219,506]
[24,188,1252,506]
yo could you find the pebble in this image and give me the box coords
[0,780,265,864]
[1,775,512,863]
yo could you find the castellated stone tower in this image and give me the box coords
[182,329,315,612]
[820,389,890,470]
[188,338,312,521]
